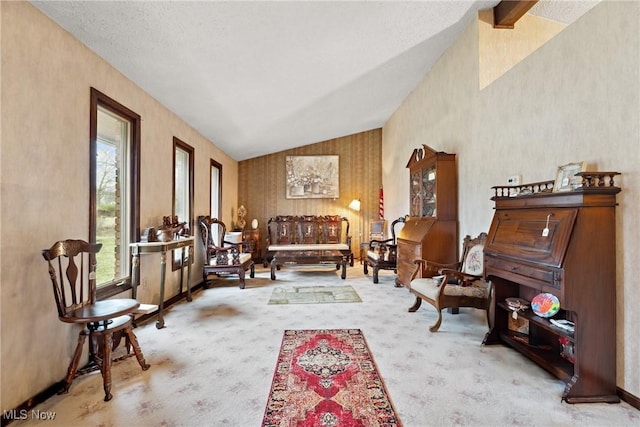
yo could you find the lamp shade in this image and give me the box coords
[349,199,361,211]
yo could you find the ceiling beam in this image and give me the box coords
[493,0,539,29]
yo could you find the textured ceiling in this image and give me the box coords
[31,1,599,161]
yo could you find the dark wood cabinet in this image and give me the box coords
[396,145,458,287]
[483,173,621,403]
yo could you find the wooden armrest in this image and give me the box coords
[369,238,393,248]
[410,259,461,281]
[439,269,483,284]
[412,259,460,270]
[208,246,229,257]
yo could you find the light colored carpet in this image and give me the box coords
[12,266,639,426]
[267,284,361,304]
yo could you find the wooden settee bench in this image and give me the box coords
[266,215,353,279]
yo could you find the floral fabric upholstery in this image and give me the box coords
[410,277,490,300]
[442,279,490,298]
[462,244,484,275]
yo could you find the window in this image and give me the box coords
[210,159,222,245]
[90,88,140,298]
[210,159,222,219]
[173,138,194,269]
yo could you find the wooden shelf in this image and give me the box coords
[500,331,573,382]
[497,302,575,342]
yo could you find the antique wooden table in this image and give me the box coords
[129,237,194,329]
[270,250,348,280]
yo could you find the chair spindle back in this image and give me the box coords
[42,239,103,319]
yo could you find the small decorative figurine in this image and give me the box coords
[156,215,188,242]
[237,205,247,230]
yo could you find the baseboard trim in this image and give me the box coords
[133,281,205,326]
[1,381,65,427]
[618,386,640,410]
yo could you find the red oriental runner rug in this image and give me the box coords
[262,329,401,426]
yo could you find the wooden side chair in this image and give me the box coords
[42,239,150,401]
[198,216,255,289]
[408,232,492,332]
[364,217,405,283]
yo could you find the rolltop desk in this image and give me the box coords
[395,145,458,287]
[482,173,621,403]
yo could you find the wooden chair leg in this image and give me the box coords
[408,296,422,312]
[270,259,277,280]
[250,263,255,278]
[124,326,150,371]
[101,332,113,401]
[238,269,246,289]
[202,271,210,289]
[61,331,87,394]
[429,311,443,332]
[373,267,379,284]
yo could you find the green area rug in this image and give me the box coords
[268,285,362,305]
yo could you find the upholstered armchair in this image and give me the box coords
[408,232,492,332]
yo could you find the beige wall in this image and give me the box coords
[238,129,382,254]
[383,1,639,396]
[478,9,566,90]
[0,2,238,410]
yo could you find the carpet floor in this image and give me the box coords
[11,265,640,426]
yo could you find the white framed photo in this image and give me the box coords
[553,162,586,192]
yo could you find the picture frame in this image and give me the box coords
[553,161,586,192]
[285,155,339,199]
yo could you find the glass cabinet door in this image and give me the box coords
[422,165,436,217]
[411,170,421,216]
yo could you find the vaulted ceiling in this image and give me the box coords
[31,1,599,160]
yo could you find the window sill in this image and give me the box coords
[97,278,132,300]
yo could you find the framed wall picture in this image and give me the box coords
[285,155,339,199]
[553,161,586,192]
